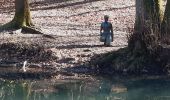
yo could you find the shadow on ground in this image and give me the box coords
[31,0,104,11]
[56,44,127,49]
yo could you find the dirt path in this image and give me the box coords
[0,0,135,78]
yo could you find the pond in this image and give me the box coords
[0,76,170,100]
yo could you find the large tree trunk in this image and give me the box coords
[162,0,170,35]
[129,0,163,54]
[13,0,33,28]
[135,0,162,32]
[0,0,33,31]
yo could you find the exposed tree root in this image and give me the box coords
[22,26,56,39]
[21,26,43,34]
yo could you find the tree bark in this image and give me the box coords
[129,0,163,53]
[162,0,170,35]
[13,0,33,28]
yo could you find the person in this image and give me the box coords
[100,15,114,46]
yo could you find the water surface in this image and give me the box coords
[0,76,170,100]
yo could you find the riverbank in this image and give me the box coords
[0,31,127,79]
[0,0,135,79]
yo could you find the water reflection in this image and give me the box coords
[0,77,169,100]
[0,80,31,100]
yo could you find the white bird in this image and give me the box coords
[22,61,28,72]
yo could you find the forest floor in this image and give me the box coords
[0,0,135,79]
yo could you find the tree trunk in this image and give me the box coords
[12,0,33,28]
[135,0,162,33]
[162,0,170,35]
[0,0,33,30]
[129,0,163,53]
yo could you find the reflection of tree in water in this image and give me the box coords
[0,80,112,100]
[52,80,113,100]
[0,81,31,100]
[0,79,129,100]
[0,80,52,100]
